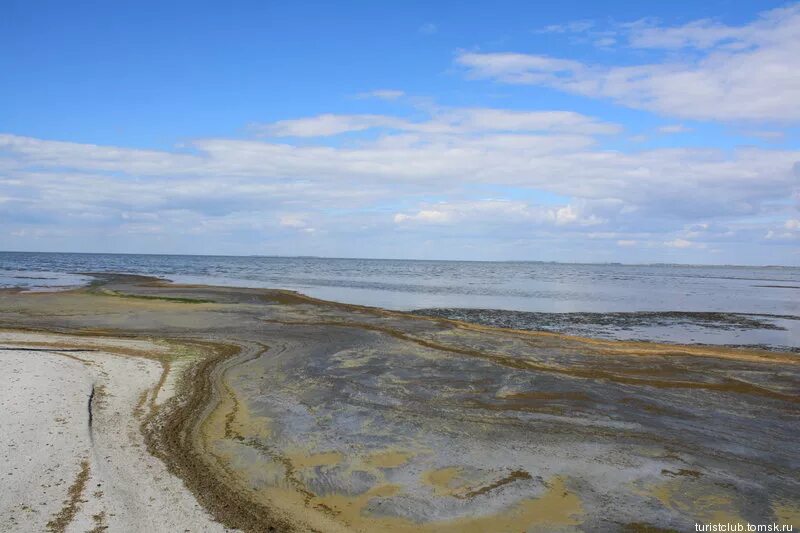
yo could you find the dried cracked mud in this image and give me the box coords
[1,273,798,532]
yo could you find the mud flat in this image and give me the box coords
[412,308,800,352]
[0,274,798,532]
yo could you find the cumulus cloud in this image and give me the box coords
[1,97,798,260]
[393,200,604,228]
[457,4,800,121]
[2,126,797,220]
[3,4,797,262]
[4,131,796,213]
[765,218,800,241]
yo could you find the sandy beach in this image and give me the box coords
[1,274,798,532]
[0,331,226,532]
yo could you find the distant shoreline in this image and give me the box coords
[2,264,799,351]
[2,249,799,269]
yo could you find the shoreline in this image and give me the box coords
[4,267,799,352]
[1,274,798,532]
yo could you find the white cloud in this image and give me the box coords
[442,108,622,135]
[457,4,800,121]
[664,238,706,249]
[258,114,403,137]
[2,93,798,261]
[766,218,800,241]
[626,14,755,50]
[394,209,452,224]
[254,108,621,138]
[2,129,797,216]
[394,200,606,228]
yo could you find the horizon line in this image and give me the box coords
[1,249,797,269]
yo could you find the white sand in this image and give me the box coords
[0,333,228,532]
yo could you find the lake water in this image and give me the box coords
[1,251,798,350]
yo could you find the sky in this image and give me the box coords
[1,0,799,264]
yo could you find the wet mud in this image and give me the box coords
[413,308,800,352]
[0,273,797,532]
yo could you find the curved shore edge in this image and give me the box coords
[143,339,301,532]
[0,331,229,532]
[1,273,798,532]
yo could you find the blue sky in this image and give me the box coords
[1,0,799,264]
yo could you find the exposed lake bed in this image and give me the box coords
[1,274,797,531]
[3,252,799,351]
[412,308,800,352]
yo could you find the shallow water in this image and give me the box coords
[1,252,798,349]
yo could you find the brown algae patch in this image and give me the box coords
[460,469,533,499]
[424,466,535,500]
[661,468,702,478]
[144,341,302,533]
[46,459,90,533]
[95,288,215,304]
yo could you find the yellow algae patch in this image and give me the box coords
[424,467,463,496]
[490,476,584,530]
[362,450,413,469]
[253,486,355,533]
[425,467,533,500]
[287,451,343,470]
[772,500,800,528]
[314,483,402,520]
[207,380,272,442]
[650,479,747,525]
[312,475,582,533]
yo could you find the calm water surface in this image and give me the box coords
[2,252,798,349]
